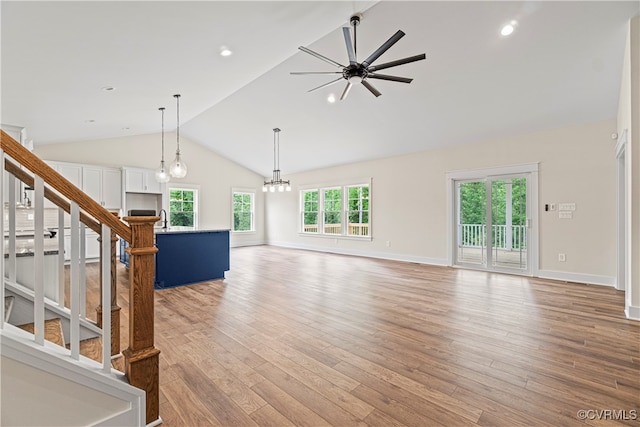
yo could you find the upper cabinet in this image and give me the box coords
[46,161,122,210]
[123,167,162,194]
[83,166,122,209]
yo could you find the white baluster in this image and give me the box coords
[34,176,44,346]
[58,209,65,307]
[101,223,111,373]
[70,202,80,360]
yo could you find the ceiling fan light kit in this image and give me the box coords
[291,14,426,100]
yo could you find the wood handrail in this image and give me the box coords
[1,130,131,241]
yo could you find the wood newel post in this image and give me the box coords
[97,211,122,356]
[122,215,160,425]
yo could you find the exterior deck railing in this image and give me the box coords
[458,223,527,250]
[303,223,370,236]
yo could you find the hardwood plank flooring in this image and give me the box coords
[81,245,639,426]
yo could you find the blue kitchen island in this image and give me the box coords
[154,228,229,289]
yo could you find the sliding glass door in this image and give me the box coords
[455,174,530,273]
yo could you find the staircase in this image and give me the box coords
[1,129,161,425]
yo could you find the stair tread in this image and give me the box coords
[17,318,65,347]
[68,336,103,363]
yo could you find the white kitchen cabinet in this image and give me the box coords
[124,167,162,194]
[82,166,122,209]
[47,161,121,209]
[44,161,83,209]
[62,228,100,261]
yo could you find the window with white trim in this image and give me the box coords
[169,187,198,227]
[233,191,255,232]
[301,183,370,237]
[347,185,369,236]
[302,189,319,233]
[323,188,342,235]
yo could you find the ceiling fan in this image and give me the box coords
[291,14,426,101]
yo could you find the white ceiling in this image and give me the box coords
[2,1,638,177]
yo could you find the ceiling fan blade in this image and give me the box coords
[367,73,413,84]
[343,27,356,65]
[298,46,345,68]
[368,54,426,72]
[361,30,405,68]
[361,79,382,97]
[308,76,345,93]
[290,71,343,75]
[340,81,353,101]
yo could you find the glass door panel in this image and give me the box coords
[456,180,487,266]
[455,175,529,273]
[491,177,528,271]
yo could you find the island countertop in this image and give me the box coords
[154,227,230,234]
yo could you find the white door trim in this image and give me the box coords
[446,163,539,276]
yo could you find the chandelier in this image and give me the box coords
[263,128,291,192]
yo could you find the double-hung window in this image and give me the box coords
[169,187,198,227]
[302,189,319,233]
[233,191,255,232]
[301,182,370,238]
[323,188,342,235]
[347,185,369,236]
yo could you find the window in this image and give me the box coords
[347,185,369,236]
[301,182,370,238]
[233,191,255,232]
[323,188,342,234]
[169,187,198,227]
[302,189,319,233]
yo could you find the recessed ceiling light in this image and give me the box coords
[101,86,116,92]
[220,47,232,57]
[501,20,517,36]
[327,94,336,103]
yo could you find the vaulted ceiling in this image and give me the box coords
[2,1,638,176]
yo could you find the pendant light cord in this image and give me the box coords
[159,107,165,162]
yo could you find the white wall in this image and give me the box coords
[617,15,640,318]
[33,133,266,247]
[266,119,619,285]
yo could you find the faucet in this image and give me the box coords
[159,209,168,230]
[23,188,32,208]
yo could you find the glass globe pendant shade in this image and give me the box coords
[155,161,171,183]
[170,152,188,178]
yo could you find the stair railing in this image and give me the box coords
[1,130,160,425]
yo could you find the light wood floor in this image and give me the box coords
[91,246,639,426]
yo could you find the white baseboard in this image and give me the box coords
[267,240,448,267]
[537,269,616,287]
[230,240,266,248]
[625,304,640,321]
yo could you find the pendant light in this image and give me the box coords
[170,94,188,178]
[154,107,170,183]
[262,128,291,192]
